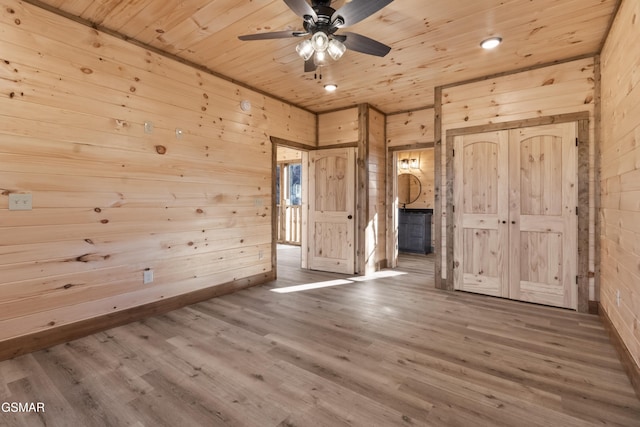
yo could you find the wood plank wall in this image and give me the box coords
[276,147,303,162]
[0,0,315,345]
[600,0,640,376]
[365,108,387,273]
[438,58,596,295]
[318,108,359,146]
[387,108,435,148]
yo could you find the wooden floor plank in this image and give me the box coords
[0,245,638,426]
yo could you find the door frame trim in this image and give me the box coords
[444,112,591,312]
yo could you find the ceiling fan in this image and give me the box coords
[238,0,394,72]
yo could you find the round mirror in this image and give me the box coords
[398,173,421,206]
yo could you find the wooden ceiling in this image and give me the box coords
[31,0,618,114]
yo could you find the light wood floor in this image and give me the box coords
[1,246,639,426]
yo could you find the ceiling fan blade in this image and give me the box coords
[304,58,317,73]
[339,32,391,57]
[238,30,306,40]
[284,0,317,21]
[332,0,393,27]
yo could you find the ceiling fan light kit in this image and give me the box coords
[238,0,393,73]
[311,31,329,51]
[296,39,314,60]
[314,50,328,66]
[327,39,346,60]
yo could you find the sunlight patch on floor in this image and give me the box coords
[348,270,407,282]
[270,279,353,294]
[270,270,407,294]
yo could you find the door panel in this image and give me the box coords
[519,134,563,216]
[313,222,348,258]
[509,123,577,308]
[453,131,509,297]
[308,148,355,274]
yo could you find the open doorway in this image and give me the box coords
[392,147,436,276]
[276,160,302,246]
[275,146,305,271]
[274,144,358,276]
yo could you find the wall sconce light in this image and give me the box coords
[409,158,419,169]
[400,159,409,170]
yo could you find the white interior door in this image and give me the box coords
[308,148,356,274]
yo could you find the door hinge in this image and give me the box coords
[452,149,455,157]
[576,275,579,285]
[575,206,579,216]
[452,205,455,213]
[575,138,579,147]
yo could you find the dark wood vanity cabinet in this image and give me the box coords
[398,209,432,254]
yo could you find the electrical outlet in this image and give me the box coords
[143,269,154,284]
[616,289,621,307]
[144,121,154,134]
[258,250,264,260]
[8,193,32,211]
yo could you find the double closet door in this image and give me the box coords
[453,122,578,309]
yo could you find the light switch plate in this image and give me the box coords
[9,193,32,211]
[144,121,154,134]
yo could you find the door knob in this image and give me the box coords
[347,215,353,219]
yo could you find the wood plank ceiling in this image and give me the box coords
[29,0,618,114]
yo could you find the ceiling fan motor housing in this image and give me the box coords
[308,5,341,33]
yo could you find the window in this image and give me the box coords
[277,162,302,205]
[288,163,302,205]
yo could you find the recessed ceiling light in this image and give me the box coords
[324,84,338,92]
[481,37,502,50]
